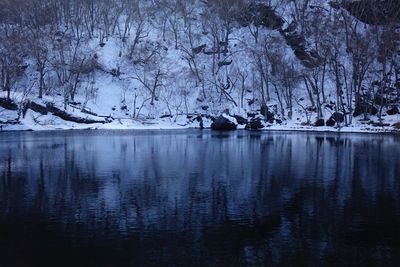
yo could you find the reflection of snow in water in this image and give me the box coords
[1,131,399,225]
[0,130,399,265]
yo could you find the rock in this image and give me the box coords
[245,117,264,130]
[326,118,336,127]
[237,3,284,29]
[260,104,268,117]
[201,105,209,111]
[331,112,345,123]
[324,112,345,127]
[247,112,256,118]
[282,31,323,68]
[0,98,18,110]
[211,115,237,131]
[260,104,274,123]
[266,112,275,123]
[387,106,399,115]
[393,122,400,129]
[314,119,325,127]
[340,0,400,25]
[370,106,379,115]
[233,115,247,125]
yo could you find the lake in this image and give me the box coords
[0,130,399,266]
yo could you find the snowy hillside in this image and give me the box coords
[0,0,399,132]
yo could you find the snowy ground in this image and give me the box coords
[1,30,399,134]
[1,105,399,134]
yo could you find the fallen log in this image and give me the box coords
[46,104,106,124]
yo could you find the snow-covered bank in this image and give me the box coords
[2,123,399,135]
[1,1,400,135]
[1,106,399,134]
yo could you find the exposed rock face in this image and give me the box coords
[334,0,400,25]
[237,1,399,70]
[236,3,284,29]
[281,31,324,68]
[236,2,323,69]
[211,115,237,131]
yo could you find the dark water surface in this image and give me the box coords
[0,130,399,266]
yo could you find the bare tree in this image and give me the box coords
[0,31,26,100]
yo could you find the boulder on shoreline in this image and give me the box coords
[211,115,237,131]
[314,119,325,127]
[326,112,345,127]
[245,117,265,130]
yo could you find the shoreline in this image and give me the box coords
[1,123,399,135]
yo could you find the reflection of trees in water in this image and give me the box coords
[0,132,399,266]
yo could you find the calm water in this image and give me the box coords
[0,130,399,267]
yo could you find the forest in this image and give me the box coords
[0,0,399,130]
